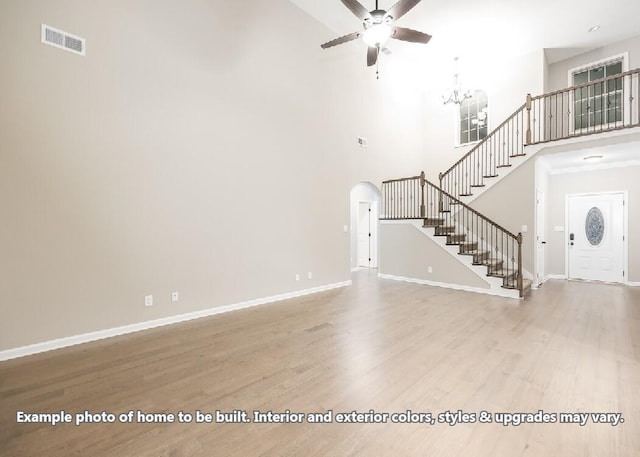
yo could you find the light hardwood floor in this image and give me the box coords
[1,271,639,456]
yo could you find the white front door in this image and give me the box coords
[358,202,371,268]
[567,193,625,282]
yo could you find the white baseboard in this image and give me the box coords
[0,281,352,362]
[544,274,640,287]
[377,273,520,299]
[544,274,567,282]
[351,267,361,272]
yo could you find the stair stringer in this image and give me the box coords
[380,220,521,299]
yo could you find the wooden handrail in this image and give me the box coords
[382,175,422,184]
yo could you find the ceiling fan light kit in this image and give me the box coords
[320,0,432,68]
[362,23,392,47]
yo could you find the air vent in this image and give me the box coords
[41,24,85,56]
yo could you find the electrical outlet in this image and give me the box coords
[295,274,300,281]
[172,291,179,302]
[145,295,153,307]
[307,272,312,279]
[428,266,433,273]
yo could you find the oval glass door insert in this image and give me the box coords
[585,207,605,246]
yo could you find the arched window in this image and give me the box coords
[458,90,488,146]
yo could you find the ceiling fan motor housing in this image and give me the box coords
[364,10,390,29]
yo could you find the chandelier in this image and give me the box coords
[442,57,472,105]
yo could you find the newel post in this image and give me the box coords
[525,94,532,145]
[419,171,426,218]
[517,232,524,297]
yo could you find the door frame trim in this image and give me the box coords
[564,191,628,284]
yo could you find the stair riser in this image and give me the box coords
[459,243,478,253]
[434,227,455,235]
[424,218,445,227]
[472,252,490,263]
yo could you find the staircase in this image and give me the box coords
[381,173,531,298]
[380,68,640,299]
[425,216,532,296]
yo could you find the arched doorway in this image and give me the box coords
[350,183,382,271]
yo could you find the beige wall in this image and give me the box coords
[379,223,490,289]
[0,0,427,351]
[546,165,640,282]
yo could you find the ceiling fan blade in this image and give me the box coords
[386,0,421,21]
[367,46,379,67]
[320,31,362,49]
[391,26,432,44]
[340,0,372,20]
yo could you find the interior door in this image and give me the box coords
[357,202,371,268]
[536,190,546,287]
[369,201,378,268]
[567,193,624,282]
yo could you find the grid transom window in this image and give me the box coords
[458,90,488,146]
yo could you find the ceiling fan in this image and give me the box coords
[320,0,432,67]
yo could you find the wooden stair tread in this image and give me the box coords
[509,153,526,158]
[483,174,499,178]
[470,184,486,188]
[458,242,478,252]
[461,249,490,256]
[491,268,516,278]
[502,279,532,293]
[496,164,512,168]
